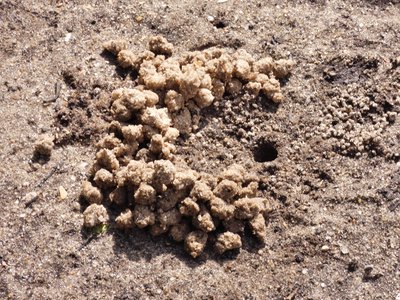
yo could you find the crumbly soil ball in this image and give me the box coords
[116,209,134,229]
[163,127,180,143]
[93,168,114,189]
[199,173,218,189]
[134,148,155,163]
[139,61,167,90]
[195,88,214,108]
[149,134,164,154]
[211,78,225,101]
[113,143,139,163]
[153,159,176,186]
[133,205,156,228]
[34,135,54,158]
[249,213,267,242]
[190,181,214,202]
[81,181,103,204]
[234,59,252,80]
[193,207,215,232]
[184,231,208,258]
[179,65,202,99]
[173,170,197,190]
[262,77,281,102]
[115,160,146,187]
[161,141,175,160]
[110,98,132,121]
[239,181,259,198]
[112,88,149,111]
[140,162,156,183]
[273,59,295,79]
[148,36,174,56]
[117,50,138,69]
[83,204,109,228]
[165,90,185,112]
[215,232,242,254]
[103,39,128,55]
[179,197,200,217]
[234,197,268,219]
[141,107,171,131]
[96,134,121,150]
[96,149,120,172]
[209,197,235,220]
[134,182,156,205]
[213,179,238,201]
[254,57,274,74]
[245,81,262,96]
[122,125,144,144]
[220,164,245,182]
[142,90,160,107]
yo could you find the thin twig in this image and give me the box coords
[24,193,39,208]
[78,234,97,251]
[43,82,61,103]
[35,162,64,188]
[24,163,64,207]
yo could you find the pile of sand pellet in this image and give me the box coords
[80,36,293,257]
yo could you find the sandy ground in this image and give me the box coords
[1,0,400,299]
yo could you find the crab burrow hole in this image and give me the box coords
[253,140,278,162]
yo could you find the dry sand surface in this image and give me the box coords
[1,0,400,299]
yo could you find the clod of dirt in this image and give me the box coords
[33,135,54,159]
[215,232,242,254]
[81,181,103,204]
[83,204,109,227]
[184,231,208,258]
[103,39,128,55]
[148,36,174,56]
[249,213,267,242]
[79,36,294,257]
[116,209,134,229]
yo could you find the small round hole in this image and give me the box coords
[253,141,278,162]
[214,21,227,29]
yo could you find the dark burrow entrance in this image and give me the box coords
[253,141,278,162]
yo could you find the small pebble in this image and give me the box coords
[340,245,349,255]
[59,186,68,200]
[321,245,330,252]
[65,32,72,42]
[72,201,81,211]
